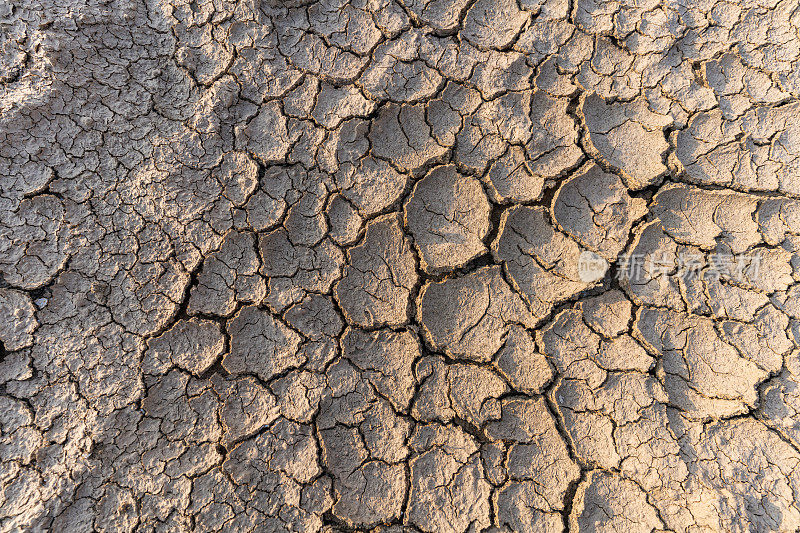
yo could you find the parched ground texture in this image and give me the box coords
[2,0,800,531]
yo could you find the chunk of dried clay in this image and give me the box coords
[369,103,449,175]
[223,305,303,381]
[0,289,37,351]
[494,326,553,395]
[493,205,600,320]
[335,214,418,328]
[236,101,296,164]
[569,471,663,532]
[404,165,491,273]
[188,230,266,317]
[485,146,544,204]
[552,163,647,261]
[488,397,581,530]
[144,318,224,376]
[418,265,536,362]
[462,0,529,50]
[342,327,419,411]
[407,423,492,533]
[581,94,671,189]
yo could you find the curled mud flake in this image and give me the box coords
[757,197,800,246]
[650,184,760,253]
[578,289,632,338]
[0,348,33,384]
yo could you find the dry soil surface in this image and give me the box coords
[2,0,800,531]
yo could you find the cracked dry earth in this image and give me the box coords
[4,0,800,532]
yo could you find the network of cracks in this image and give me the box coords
[2,0,800,531]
